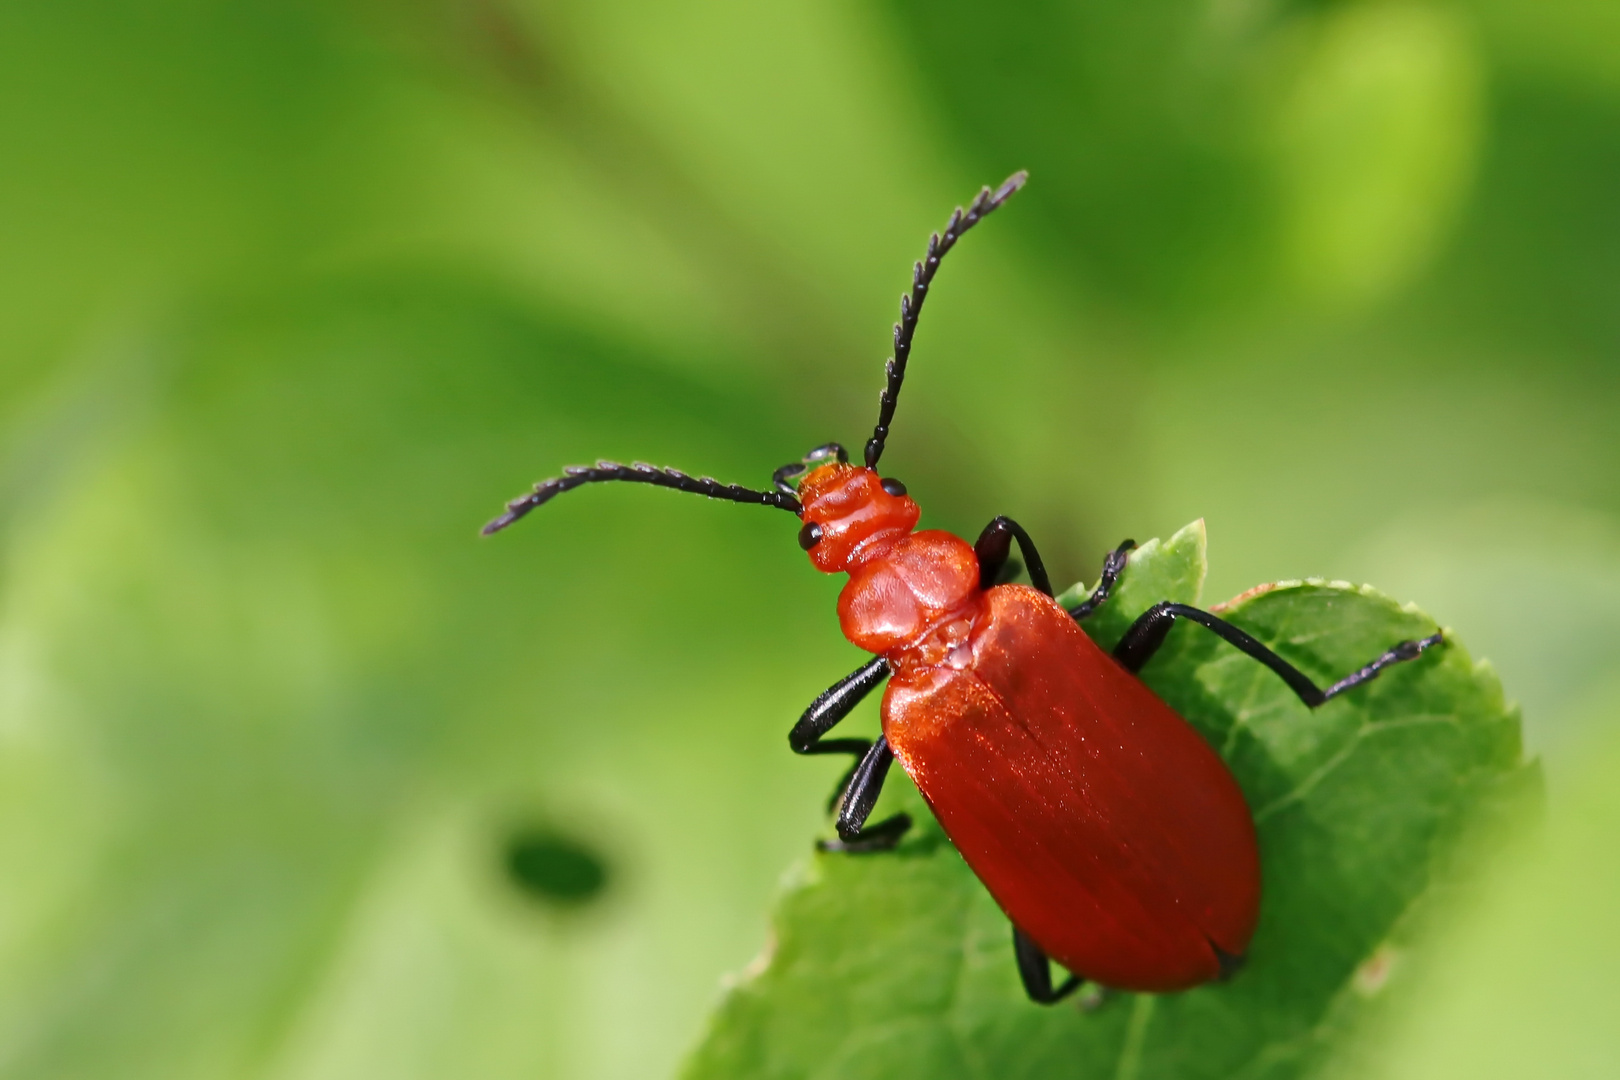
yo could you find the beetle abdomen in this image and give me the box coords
[881,585,1261,992]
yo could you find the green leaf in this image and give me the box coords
[682,522,1530,1080]
[1333,705,1617,1080]
[1052,520,1209,650]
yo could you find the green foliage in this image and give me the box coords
[684,522,1530,1080]
[1346,715,1619,1080]
[0,281,840,1080]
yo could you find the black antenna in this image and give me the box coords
[483,461,802,535]
[864,171,1027,470]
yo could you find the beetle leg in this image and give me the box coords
[790,656,892,809]
[818,737,913,854]
[1067,539,1137,621]
[975,516,1054,595]
[1013,927,1082,1005]
[1113,601,1445,707]
[790,657,890,752]
[1214,943,1247,980]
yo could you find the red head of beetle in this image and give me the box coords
[795,461,919,573]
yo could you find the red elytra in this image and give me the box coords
[484,173,1441,1002]
[797,463,1259,992]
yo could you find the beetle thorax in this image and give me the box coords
[797,464,983,660]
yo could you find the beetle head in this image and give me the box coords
[776,443,918,574]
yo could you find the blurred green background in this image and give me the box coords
[0,1,1615,1077]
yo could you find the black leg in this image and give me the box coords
[790,656,889,755]
[1067,539,1136,621]
[792,658,912,850]
[818,737,913,853]
[1113,601,1445,707]
[790,656,891,809]
[1013,927,1081,1005]
[975,516,1054,596]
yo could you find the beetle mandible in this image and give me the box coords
[483,172,1444,1003]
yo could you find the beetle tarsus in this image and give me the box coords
[817,813,912,854]
[1113,601,1444,708]
[1068,539,1136,621]
[1212,943,1247,981]
[1319,630,1445,702]
[1013,927,1083,1005]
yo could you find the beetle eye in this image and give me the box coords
[880,477,907,497]
[798,521,824,550]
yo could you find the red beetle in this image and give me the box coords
[485,173,1443,1002]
